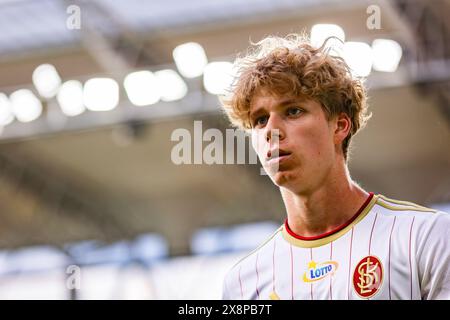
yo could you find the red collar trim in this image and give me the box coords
[284,192,374,241]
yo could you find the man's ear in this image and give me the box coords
[334,113,352,145]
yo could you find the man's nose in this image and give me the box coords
[265,114,285,143]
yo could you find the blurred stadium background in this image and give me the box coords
[0,0,449,299]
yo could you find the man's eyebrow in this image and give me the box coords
[277,98,300,106]
[249,98,302,118]
[249,107,265,119]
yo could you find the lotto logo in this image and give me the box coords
[303,260,338,283]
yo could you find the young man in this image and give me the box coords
[220,34,450,300]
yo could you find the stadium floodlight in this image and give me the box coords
[32,64,62,98]
[83,78,119,111]
[57,80,85,117]
[10,89,43,123]
[154,69,188,102]
[372,39,403,72]
[124,71,160,106]
[203,61,235,95]
[310,24,345,52]
[0,93,14,126]
[173,42,208,78]
[342,42,373,77]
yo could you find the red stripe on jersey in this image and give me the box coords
[285,192,374,240]
[368,212,379,254]
[255,252,260,299]
[310,248,313,300]
[366,212,379,300]
[348,227,354,300]
[388,216,397,300]
[409,217,415,300]
[330,242,333,300]
[272,236,276,293]
[290,244,294,300]
[239,265,243,299]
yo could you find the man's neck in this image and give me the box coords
[280,165,369,238]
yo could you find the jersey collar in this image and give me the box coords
[282,192,377,248]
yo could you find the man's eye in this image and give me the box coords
[287,107,303,116]
[254,116,268,127]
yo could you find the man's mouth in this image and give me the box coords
[265,148,292,165]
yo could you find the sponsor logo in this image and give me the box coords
[353,255,383,298]
[303,260,338,283]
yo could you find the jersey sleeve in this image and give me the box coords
[417,212,450,300]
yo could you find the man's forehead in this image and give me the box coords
[250,90,307,110]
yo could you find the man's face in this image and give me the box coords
[250,91,338,194]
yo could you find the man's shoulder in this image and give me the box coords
[224,225,283,278]
[375,194,445,216]
[374,193,450,233]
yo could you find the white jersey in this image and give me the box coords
[222,193,450,300]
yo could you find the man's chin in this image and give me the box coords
[269,170,293,187]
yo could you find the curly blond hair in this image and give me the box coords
[220,33,371,159]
